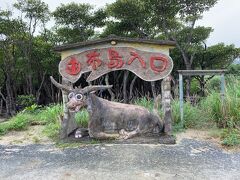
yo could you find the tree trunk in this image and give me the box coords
[2,46,16,116]
[36,72,46,104]
[151,81,157,99]
[0,99,3,115]
[129,75,137,101]
[105,74,115,101]
[123,71,129,103]
[5,73,16,116]
[175,40,193,100]
[199,75,205,97]
[185,63,192,101]
[28,74,33,95]
[0,88,6,115]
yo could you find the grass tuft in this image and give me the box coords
[134,97,154,111]
[75,109,89,128]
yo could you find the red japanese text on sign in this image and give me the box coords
[150,56,168,73]
[128,51,146,68]
[86,51,102,70]
[66,57,81,75]
[108,49,124,69]
[60,47,173,83]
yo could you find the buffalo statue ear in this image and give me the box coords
[50,76,72,92]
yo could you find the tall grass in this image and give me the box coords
[134,97,154,111]
[202,76,240,146]
[39,104,63,139]
[172,100,212,129]
[36,104,63,124]
[134,95,212,130]
[202,76,240,128]
[186,76,240,146]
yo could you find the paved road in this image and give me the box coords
[0,139,240,180]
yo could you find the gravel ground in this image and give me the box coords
[0,138,240,180]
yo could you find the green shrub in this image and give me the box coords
[206,76,221,91]
[134,97,154,111]
[227,64,240,76]
[23,104,42,114]
[172,100,181,124]
[0,124,7,135]
[43,123,61,140]
[221,128,240,146]
[172,100,212,129]
[75,109,89,128]
[36,104,63,124]
[190,78,200,94]
[17,94,35,109]
[199,92,222,125]
[0,113,32,135]
[37,104,63,139]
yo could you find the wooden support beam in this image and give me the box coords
[177,70,227,76]
[162,76,173,135]
[179,73,184,126]
[220,73,226,105]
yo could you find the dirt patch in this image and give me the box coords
[0,125,53,145]
[176,129,240,152]
[176,129,220,143]
[0,118,7,123]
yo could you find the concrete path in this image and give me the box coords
[0,139,240,180]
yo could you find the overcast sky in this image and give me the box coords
[1,0,240,47]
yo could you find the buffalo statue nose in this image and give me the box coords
[67,102,76,108]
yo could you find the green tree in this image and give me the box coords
[146,0,218,98]
[195,43,239,70]
[193,43,239,95]
[105,0,218,98]
[53,2,107,43]
[14,0,50,95]
[103,0,152,38]
[0,10,26,115]
[31,34,60,103]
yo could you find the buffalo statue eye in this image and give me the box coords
[68,92,74,99]
[75,94,83,100]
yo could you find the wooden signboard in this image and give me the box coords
[59,47,173,83]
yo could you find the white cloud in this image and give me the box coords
[197,0,240,47]
[42,0,115,11]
